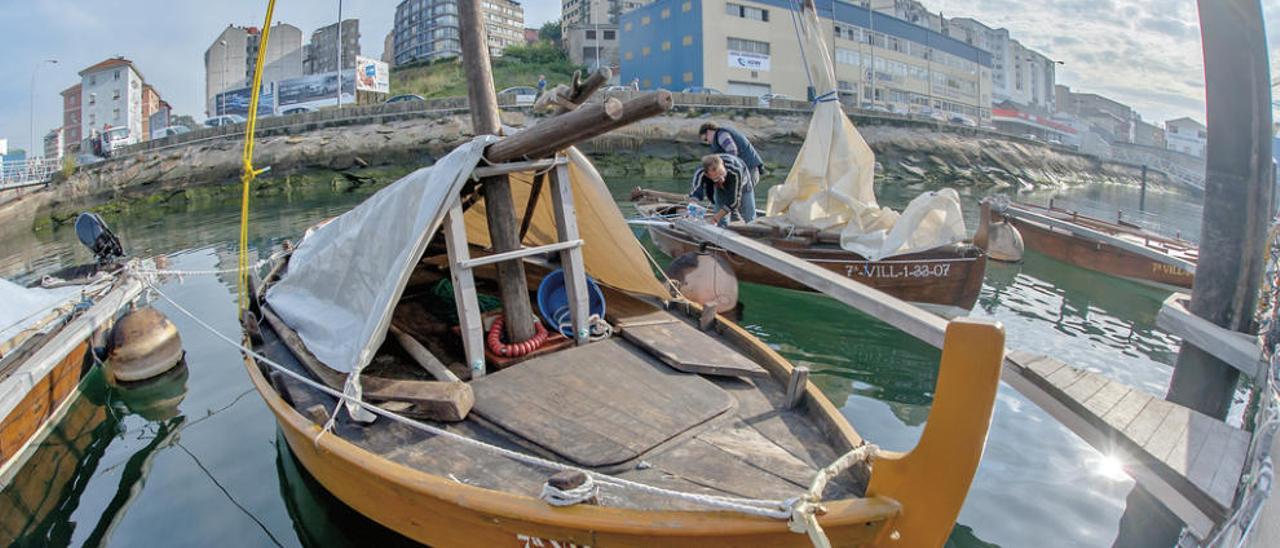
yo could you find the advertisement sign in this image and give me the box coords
[215,83,276,117]
[727,51,770,71]
[277,72,356,110]
[355,56,390,94]
[149,106,170,137]
[0,138,6,156]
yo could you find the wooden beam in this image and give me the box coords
[458,0,536,342]
[1157,294,1263,380]
[472,157,562,178]
[487,91,673,163]
[457,240,583,270]
[565,67,612,106]
[388,324,461,382]
[485,98,623,162]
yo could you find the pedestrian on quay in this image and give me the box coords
[537,74,547,97]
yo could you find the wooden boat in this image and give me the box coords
[631,190,990,313]
[0,270,143,480]
[239,142,1008,547]
[996,201,1197,289]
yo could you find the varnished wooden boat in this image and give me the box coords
[0,272,142,480]
[631,191,990,313]
[241,145,1006,547]
[998,201,1197,289]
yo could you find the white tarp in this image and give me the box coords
[266,137,495,419]
[0,278,80,350]
[761,6,966,261]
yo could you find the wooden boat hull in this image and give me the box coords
[0,341,90,472]
[1009,216,1195,289]
[247,353,902,547]
[645,223,987,311]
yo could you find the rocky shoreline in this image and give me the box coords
[1,109,1171,232]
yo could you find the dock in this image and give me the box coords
[673,219,1274,542]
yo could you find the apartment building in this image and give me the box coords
[204,23,305,117]
[620,0,992,120]
[305,19,361,74]
[393,0,526,65]
[79,58,145,146]
[60,83,82,154]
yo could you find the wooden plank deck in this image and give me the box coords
[1007,350,1249,533]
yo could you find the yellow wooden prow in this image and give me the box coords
[867,318,1005,547]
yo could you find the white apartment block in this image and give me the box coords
[563,0,651,26]
[79,58,144,146]
[946,16,1055,113]
[204,23,304,117]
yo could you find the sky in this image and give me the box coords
[0,0,1275,154]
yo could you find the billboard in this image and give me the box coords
[355,56,390,94]
[728,51,770,71]
[149,105,171,139]
[215,83,276,117]
[277,72,356,110]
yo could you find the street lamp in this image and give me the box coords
[30,58,58,159]
[336,0,344,109]
[220,39,228,116]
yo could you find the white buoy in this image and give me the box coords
[664,250,739,313]
[986,220,1025,263]
[107,307,184,382]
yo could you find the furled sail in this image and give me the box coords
[762,1,966,261]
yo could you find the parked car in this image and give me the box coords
[1021,133,1040,141]
[949,115,977,127]
[204,114,247,128]
[498,86,539,106]
[680,86,724,95]
[386,94,425,104]
[602,85,633,92]
[280,105,317,115]
[151,125,191,140]
[860,103,891,114]
[758,93,797,106]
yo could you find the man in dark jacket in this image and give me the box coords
[689,153,755,226]
[698,121,764,196]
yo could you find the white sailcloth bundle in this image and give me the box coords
[762,5,966,261]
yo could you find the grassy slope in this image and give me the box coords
[390,42,583,98]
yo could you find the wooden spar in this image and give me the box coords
[388,324,461,383]
[458,0,536,342]
[486,91,672,162]
[483,98,623,162]
[1003,205,1196,274]
[1166,0,1273,419]
[565,67,612,106]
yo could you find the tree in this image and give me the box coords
[539,19,562,46]
[171,114,197,129]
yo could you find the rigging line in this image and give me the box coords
[175,441,285,548]
[237,0,279,313]
[786,0,816,95]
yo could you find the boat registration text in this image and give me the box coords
[845,262,953,279]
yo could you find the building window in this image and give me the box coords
[727,37,769,55]
[89,94,96,106]
[624,22,632,31]
[113,108,120,121]
[603,30,615,40]
[641,16,650,25]
[661,8,670,18]
[113,89,120,100]
[661,41,671,51]
[682,35,693,46]
[683,71,694,82]
[661,75,672,85]
[114,70,121,80]
[642,46,650,56]
[726,3,768,22]
[90,75,97,85]
[624,51,634,60]
[643,78,651,88]
[586,30,596,39]
[682,1,692,12]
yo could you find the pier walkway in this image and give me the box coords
[674,219,1273,544]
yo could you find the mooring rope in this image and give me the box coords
[135,273,876,544]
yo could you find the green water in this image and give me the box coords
[0,170,1216,547]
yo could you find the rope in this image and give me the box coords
[237,0,278,313]
[540,475,599,507]
[786,0,816,97]
[138,274,877,542]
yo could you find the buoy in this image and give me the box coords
[107,307,184,383]
[987,220,1025,263]
[665,249,739,313]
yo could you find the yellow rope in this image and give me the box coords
[237,0,278,311]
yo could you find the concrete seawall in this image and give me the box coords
[2,95,1176,230]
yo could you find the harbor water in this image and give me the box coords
[0,171,1218,547]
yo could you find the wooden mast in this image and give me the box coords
[457,0,537,342]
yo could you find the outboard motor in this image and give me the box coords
[75,212,124,264]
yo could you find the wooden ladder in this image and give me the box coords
[440,155,591,379]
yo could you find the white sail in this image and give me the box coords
[762,3,966,261]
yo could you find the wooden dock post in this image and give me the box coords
[457,0,537,343]
[1165,0,1274,419]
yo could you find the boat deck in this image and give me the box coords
[259,309,864,511]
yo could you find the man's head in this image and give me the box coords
[702,154,726,182]
[698,122,719,145]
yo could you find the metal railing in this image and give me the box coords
[0,158,61,191]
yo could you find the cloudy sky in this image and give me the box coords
[0,0,1275,154]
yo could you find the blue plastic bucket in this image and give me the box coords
[537,269,606,337]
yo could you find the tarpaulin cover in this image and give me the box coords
[761,6,966,260]
[0,278,80,354]
[266,138,666,416]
